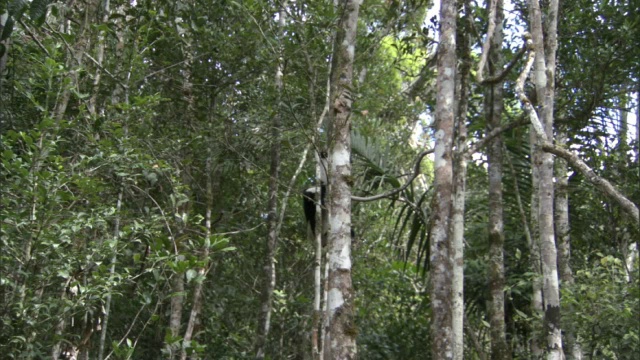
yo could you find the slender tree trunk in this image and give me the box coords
[54,1,94,124]
[527,0,563,355]
[555,129,572,288]
[483,0,510,358]
[555,128,582,360]
[451,6,472,358]
[313,153,326,360]
[254,4,286,358]
[0,12,10,98]
[96,189,124,359]
[323,0,360,358]
[181,148,219,360]
[430,0,457,357]
[529,130,545,358]
[286,51,333,360]
[88,0,110,116]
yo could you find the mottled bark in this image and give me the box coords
[529,133,545,358]
[484,0,510,357]
[554,129,582,360]
[527,0,563,356]
[166,272,185,357]
[451,7,472,358]
[324,0,360,358]
[554,130,571,286]
[313,156,325,360]
[255,4,286,359]
[430,0,457,358]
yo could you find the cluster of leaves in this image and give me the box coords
[1,0,638,358]
[562,254,639,359]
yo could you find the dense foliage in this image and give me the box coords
[0,0,637,359]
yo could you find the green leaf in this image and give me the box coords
[29,0,52,26]
[8,0,28,17]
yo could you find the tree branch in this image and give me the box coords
[513,31,638,224]
[465,116,529,156]
[480,45,526,85]
[540,142,639,224]
[352,149,433,202]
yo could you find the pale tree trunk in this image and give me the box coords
[321,261,330,359]
[50,3,104,357]
[554,129,572,288]
[313,151,328,360]
[166,5,199,354]
[530,115,544,358]
[87,0,110,116]
[629,85,640,279]
[430,0,456,357]
[636,84,639,169]
[166,273,185,358]
[554,128,582,360]
[254,3,286,359]
[479,0,511,358]
[618,93,638,283]
[323,0,360,358]
[523,0,563,354]
[54,0,94,124]
[0,11,10,96]
[180,145,220,360]
[96,7,130,357]
[292,51,333,359]
[96,189,124,360]
[451,5,472,358]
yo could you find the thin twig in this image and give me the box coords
[18,19,50,56]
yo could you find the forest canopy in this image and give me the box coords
[0,0,638,359]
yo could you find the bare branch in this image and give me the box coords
[18,19,50,56]
[479,45,526,85]
[352,149,434,202]
[540,142,639,224]
[466,116,528,156]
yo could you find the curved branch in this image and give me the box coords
[480,45,526,85]
[352,149,433,202]
[539,142,639,224]
[465,116,529,156]
[511,30,638,223]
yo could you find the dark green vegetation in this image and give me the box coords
[1,0,638,359]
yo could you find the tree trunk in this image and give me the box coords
[554,128,582,360]
[430,0,457,357]
[555,130,572,287]
[530,130,545,358]
[313,152,326,360]
[528,0,563,356]
[324,0,360,358]
[181,148,220,360]
[87,0,110,116]
[255,3,286,359]
[451,6,472,357]
[483,0,510,358]
[94,188,124,359]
